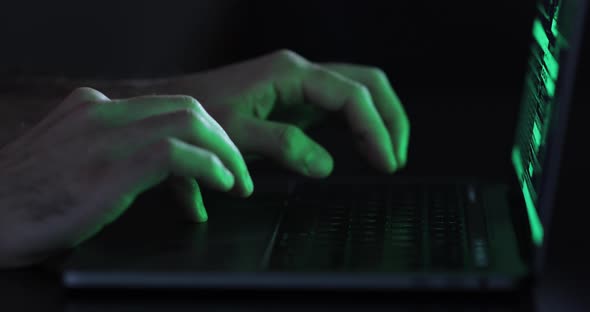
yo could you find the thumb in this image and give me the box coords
[169,176,208,223]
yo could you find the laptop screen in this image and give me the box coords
[512,0,586,247]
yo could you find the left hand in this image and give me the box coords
[161,50,410,178]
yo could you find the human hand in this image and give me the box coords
[165,50,410,177]
[0,88,252,268]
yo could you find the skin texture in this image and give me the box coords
[0,50,410,268]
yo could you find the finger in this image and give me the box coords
[299,65,397,172]
[104,109,253,197]
[92,95,206,127]
[168,176,208,223]
[123,137,235,194]
[91,138,235,225]
[232,117,334,178]
[91,95,241,170]
[323,64,410,167]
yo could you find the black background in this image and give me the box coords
[0,0,538,84]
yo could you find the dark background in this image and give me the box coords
[1,0,590,310]
[0,0,543,178]
[0,0,538,85]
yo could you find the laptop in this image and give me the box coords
[61,0,588,291]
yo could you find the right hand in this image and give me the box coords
[0,87,253,268]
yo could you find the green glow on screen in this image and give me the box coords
[528,162,534,176]
[512,148,524,177]
[523,182,544,246]
[551,18,559,38]
[544,74,556,97]
[544,50,560,80]
[532,122,542,150]
[533,18,560,82]
[533,19,550,52]
[512,148,544,246]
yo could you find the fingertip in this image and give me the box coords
[399,153,408,169]
[171,177,208,223]
[397,124,410,168]
[220,167,236,191]
[304,148,334,178]
[228,171,254,198]
[194,210,208,223]
[241,172,255,197]
[322,154,335,177]
[194,191,209,223]
[387,148,404,172]
[384,145,398,174]
[381,146,398,174]
[387,158,399,174]
[396,141,408,169]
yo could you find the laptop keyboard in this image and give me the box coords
[268,181,485,272]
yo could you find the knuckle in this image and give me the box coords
[272,49,307,72]
[68,87,107,106]
[351,83,372,102]
[275,49,299,60]
[152,137,176,164]
[69,88,109,120]
[175,95,203,112]
[277,125,303,158]
[367,66,388,82]
[70,87,98,98]
[173,108,208,134]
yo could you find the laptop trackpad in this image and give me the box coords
[64,179,287,274]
